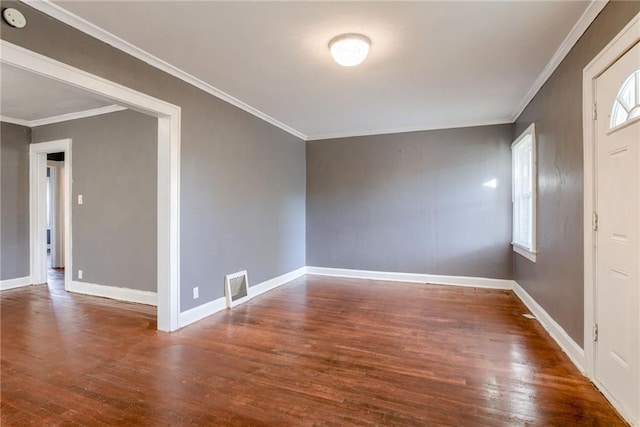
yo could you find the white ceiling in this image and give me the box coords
[1,62,121,125]
[44,1,596,139]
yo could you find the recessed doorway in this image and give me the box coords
[1,40,181,331]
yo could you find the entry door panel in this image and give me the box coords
[595,41,640,422]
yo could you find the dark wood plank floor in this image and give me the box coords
[1,273,626,426]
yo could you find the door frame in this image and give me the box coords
[47,159,64,269]
[1,40,182,332]
[583,11,640,425]
[31,141,71,289]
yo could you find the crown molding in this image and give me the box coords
[510,0,609,121]
[23,0,307,141]
[29,104,126,127]
[1,105,126,128]
[24,0,608,140]
[305,118,512,142]
[0,115,31,127]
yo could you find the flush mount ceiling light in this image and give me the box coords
[329,33,371,67]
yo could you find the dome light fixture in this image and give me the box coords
[329,33,371,67]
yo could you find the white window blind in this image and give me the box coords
[512,124,536,261]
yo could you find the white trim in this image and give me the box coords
[0,276,32,291]
[512,243,537,263]
[511,0,609,121]
[305,118,511,142]
[69,280,157,306]
[1,115,30,127]
[1,39,182,332]
[30,139,71,290]
[249,266,307,298]
[583,7,640,373]
[305,268,587,376]
[305,266,515,290]
[18,0,609,141]
[29,105,127,127]
[179,266,307,328]
[178,296,227,328]
[593,377,640,427]
[512,281,586,373]
[23,0,306,141]
[511,122,537,260]
[47,161,60,268]
[583,11,640,427]
[2,106,126,128]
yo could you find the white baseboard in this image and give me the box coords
[0,276,32,291]
[512,281,586,373]
[305,266,515,290]
[68,280,157,306]
[177,265,586,383]
[178,295,227,328]
[249,266,307,298]
[593,377,640,427]
[306,267,586,375]
[178,266,307,328]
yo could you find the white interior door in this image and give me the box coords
[595,41,640,423]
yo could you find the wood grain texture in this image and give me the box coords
[1,273,626,426]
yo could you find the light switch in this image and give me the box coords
[78,194,83,205]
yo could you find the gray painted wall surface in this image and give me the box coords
[1,1,306,310]
[1,122,31,280]
[307,125,513,279]
[513,0,640,347]
[32,110,158,292]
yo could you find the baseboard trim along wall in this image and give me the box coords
[249,267,308,299]
[68,280,157,306]
[178,266,307,328]
[0,276,32,291]
[512,281,586,373]
[62,266,585,378]
[307,266,585,375]
[305,266,515,289]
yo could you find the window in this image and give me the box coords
[610,69,640,129]
[512,123,536,262]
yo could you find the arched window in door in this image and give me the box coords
[610,69,640,128]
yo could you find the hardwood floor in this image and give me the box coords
[1,274,626,426]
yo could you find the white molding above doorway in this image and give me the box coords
[1,39,182,332]
[1,105,126,128]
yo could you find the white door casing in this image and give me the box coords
[2,40,182,332]
[584,11,640,427]
[30,141,71,289]
[595,40,640,424]
[47,160,65,268]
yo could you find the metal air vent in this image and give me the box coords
[224,270,249,308]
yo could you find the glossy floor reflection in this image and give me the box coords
[0,275,626,425]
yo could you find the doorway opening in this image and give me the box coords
[47,152,65,291]
[2,39,181,331]
[30,140,71,291]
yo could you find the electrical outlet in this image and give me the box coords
[193,287,199,299]
[78,270,83,279]
[78,194,83,205]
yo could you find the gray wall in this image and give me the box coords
[1,122,31,280]
[513,0,640,347]
[307,125,513,279]
[32,110,158,292]
[1,1,306,311]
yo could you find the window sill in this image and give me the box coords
[512,243,537,263]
